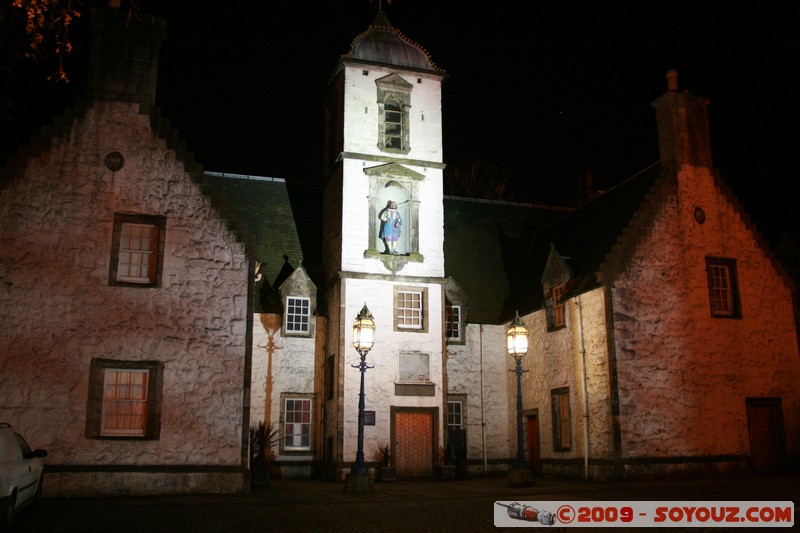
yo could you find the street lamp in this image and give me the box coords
[344,303,376,493]
[507,311,534,486]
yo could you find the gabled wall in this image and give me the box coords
[0,100,250,495]
[610,163,800,476]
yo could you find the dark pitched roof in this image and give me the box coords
[202,172,303,286]
[510,163,662,316]
[443,197,569,324]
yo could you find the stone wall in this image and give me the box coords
[612,164,800,468]
[446,323,510,474]
[0,100,249,495]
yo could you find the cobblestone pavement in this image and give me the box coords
[12,473,800,532]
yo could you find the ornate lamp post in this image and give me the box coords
[344,303,376,493]
[507,311,534,486]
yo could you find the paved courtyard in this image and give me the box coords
[12,473,799,532]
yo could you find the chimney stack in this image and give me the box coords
[650,70,713,169]
[87,6,166,113]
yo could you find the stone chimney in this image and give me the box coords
[650,70,713,169]
[87,3,166,113]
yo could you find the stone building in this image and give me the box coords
[0,7,298,496]
[506,70,800,479]
[1,5,797,497]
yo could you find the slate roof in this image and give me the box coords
[443,197,569,324]
[510,163,662,317]
[201,172,303,289]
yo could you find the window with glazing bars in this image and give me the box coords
[283,398,311,450]
[285,296,311,333]
[397,290,423,329]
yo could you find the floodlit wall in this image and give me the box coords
[0,100,249,496]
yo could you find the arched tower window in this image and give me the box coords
[384,98,404,150]
[376,73,412,155]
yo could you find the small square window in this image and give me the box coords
[285,296,311,334]
[396,289,423,330]
[109,214,165,287]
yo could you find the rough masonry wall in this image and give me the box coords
[0,101,249,495]
[251,313,318,477]
[611,165,800,465]
[516,289,613,477]
[446,323,510,473]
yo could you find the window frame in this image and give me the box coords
[375,74,412,155]
[86,358,163,440]
[546,283,566,331]
[394,286,428,333]
[705,257,742,319]
[446,400,464,430]
[109,213,166,288]
[445,303,463,343]
[551,387,572,452]
[281,395,313,453]
[284,296,312,335]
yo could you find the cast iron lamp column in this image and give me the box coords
[344,303,375,493]
[507,311,534,486]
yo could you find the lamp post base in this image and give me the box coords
[508,468,535,487]
[344,471,374,493]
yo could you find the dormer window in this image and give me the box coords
[285,296,311,334]
[549,284,566,330]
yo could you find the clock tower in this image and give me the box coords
[321,10,449,479]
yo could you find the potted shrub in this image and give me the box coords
[249,421,280,487]
[371,442,396,482]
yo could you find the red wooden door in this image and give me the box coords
[527,414,541,473]
[394,411,433,477]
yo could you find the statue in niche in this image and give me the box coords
[378,200,403,254]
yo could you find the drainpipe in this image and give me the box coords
[574,296,590,480]
[480,325,488,475]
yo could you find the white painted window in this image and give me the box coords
[101,369,149,437]
[447,401,463,429]
[285,296,311,333]
[283,398,311,451]
[445,304,462,342]
[396,290,423,329]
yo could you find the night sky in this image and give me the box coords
[3,1,799,246]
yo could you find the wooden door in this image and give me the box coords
[394,410,433,477]
[527,414,541,473]
[746,398,785,473]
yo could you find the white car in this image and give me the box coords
[0,423,46,531]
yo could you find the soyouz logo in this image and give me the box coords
[493,501,794,528]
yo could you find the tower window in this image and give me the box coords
[384,100,403,150]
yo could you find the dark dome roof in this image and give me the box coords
[343,11,442,73]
